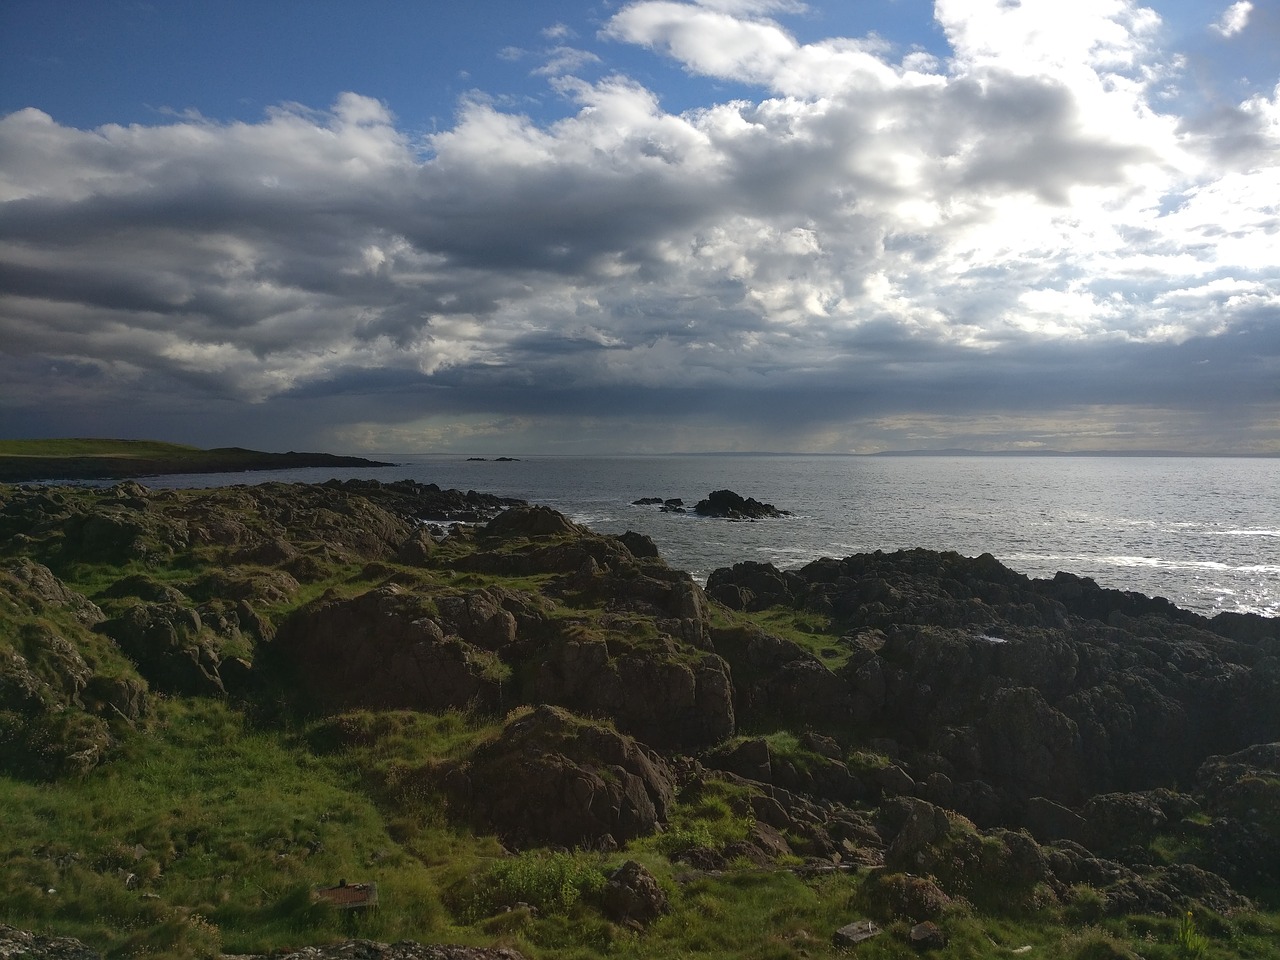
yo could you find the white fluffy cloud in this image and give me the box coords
[1,0,1277,452]
[1213,1,1254,37]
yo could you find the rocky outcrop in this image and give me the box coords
[482,504,585,539]
[3,477,1277,948]
[601,859,668,928]
[694,489,790,519]
[0,924,103,959]
[704,734,868,805]
[4,558,105,624]
[273,585,509,713]
[710,624,851,732]
[706,550,1280,813]
[523,628,735,750]
[96,602,226,697]
[451,705,675,850]
[0,561,147,778]
[1195,744,1280,887]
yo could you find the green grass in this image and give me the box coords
[0,439,206,460]
[711,604,852,670]
[5,695,1280,959]
[6,483,1280,959]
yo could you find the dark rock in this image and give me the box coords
[705,547,1280,817]
[614,530,660,560]
[602,859,667,928]
[1080,792,1168,853]
[711,737,772,782]
[97,603,225,697]
[484,506,585,540]
[99,573,188,606]
[1023,796,1086,843]
[863,872,952,921]
[455,705,674,850]
[884,798,960,872]
[710,624,850,732]
[909,920,947,950]
[273,585,505,713]
[694,489,790,519]
[397,528,438,565]
[525,628,734,750]
[1196,744,1280,887]
[1104,863,1252,917]
[4,559,105,624]
[707,561,798,609]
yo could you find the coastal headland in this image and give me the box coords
[1,477,1277,959]
[0,438,393,483]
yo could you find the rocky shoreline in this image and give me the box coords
[1,478,1276,958]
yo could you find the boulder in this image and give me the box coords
[909,921,947,950]
[484,506,585,540]
[601,859,667,928]
[862,872,952,922]
[455,705,674,849]
[614,530,660,560]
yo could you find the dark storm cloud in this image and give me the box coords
[1,2,1278,452]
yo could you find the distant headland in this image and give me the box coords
[0,438,393,483]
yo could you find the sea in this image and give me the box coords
[136,454,1279,619]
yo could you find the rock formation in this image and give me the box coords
[2,479,1277,957]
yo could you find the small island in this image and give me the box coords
[0,438,393,483]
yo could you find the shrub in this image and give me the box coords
[450,851,608,923]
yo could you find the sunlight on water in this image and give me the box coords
[139,454,1279,618]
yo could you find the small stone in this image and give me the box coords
[909,921,946,950]
[833,919,880,947]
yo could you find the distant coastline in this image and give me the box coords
[0,438,394,483]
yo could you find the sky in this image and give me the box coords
[1,0,1278,455]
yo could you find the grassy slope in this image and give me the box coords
[0,439,207,459]
[8,699,1275,960]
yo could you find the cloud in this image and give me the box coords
[1,0,1278,453]
[1212,1,1254,37]
[533,46,604,77]
[542,22,578,40]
